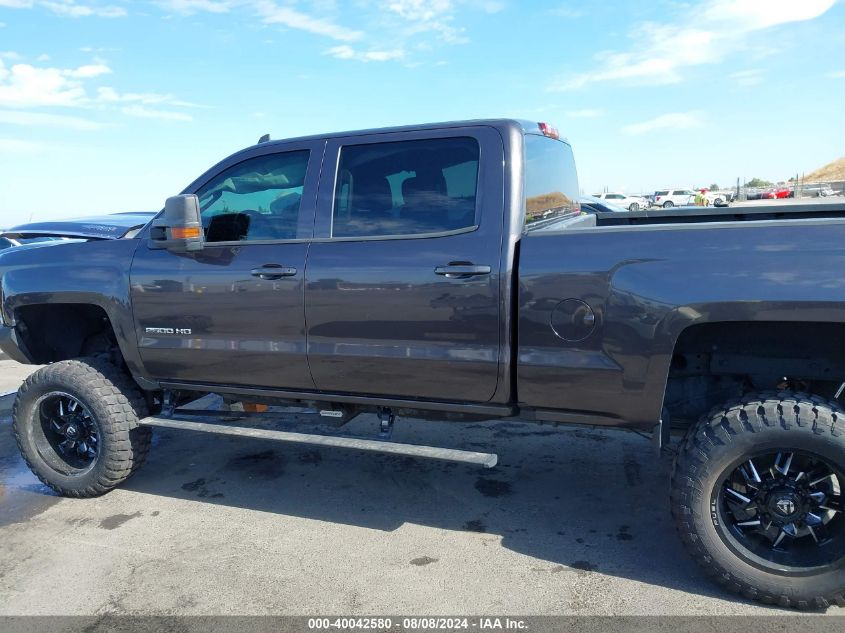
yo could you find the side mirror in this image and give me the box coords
[149,194,204,252]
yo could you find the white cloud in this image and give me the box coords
[325,45,405,62]
[40,1,126,17]
[0,109,104,129]
[65,63,111,78]
[383,0,467,43]
[828,70,845,79]
[565,109,602,118]
[160,0,233,13]
[622,111,703,135]
[0,59,104,107]
[385,0,453,22]
[549,4,583,18]
[255,2,363,41]
[466,0,504,13]
[156,0,493,58]
[2,1,127,17]
[96,86,202,107]
[0,137,45,153]
[121,105,193,121]
[0,59,198,124]
[729,69,764,87]
[550,0,836,90]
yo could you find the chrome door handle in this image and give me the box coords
[251,264,297,280]
[434,265,491,279]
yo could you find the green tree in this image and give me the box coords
[746,177,772,188]
[708,183,719,191]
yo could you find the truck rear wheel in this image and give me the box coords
[663,200,674,208]
[13,358,152,498]
[671,391,845,608]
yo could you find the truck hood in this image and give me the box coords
[2,212,156,240]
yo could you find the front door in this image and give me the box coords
[305,128,504,402]
[130,141,323,390]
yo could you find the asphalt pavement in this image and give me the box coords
[0,357,839,616]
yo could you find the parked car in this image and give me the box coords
[653,189,695,207]
[699,189,732,207]
[761,188,791,200]
[4,119,845,608]
[797,184,837,198]
[591,192,648,212]
[579,195,630,214]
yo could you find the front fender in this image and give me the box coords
[0,240,149,384]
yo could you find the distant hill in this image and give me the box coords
[803,157,845,182]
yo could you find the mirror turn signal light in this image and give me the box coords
[170,226,202,240]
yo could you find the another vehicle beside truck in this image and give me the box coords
[3,120,845,608]
[653,188,696,207]
[590,191,648,212]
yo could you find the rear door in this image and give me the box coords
[130,141,323,390]
[304,127,504,402]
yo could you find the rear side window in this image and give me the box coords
[523,134,579,229]
[332,137,479,238]
[655,190,669,196]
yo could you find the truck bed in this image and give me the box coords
[594,201,845,225]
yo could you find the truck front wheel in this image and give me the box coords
[671,392,845,608]
[13,358,152,498]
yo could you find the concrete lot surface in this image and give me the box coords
[0,357,838,616]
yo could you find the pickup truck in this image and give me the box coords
[2,119,845,609]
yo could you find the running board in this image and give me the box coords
[139,416,498,468]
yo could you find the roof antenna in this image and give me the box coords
[257,133,270,144]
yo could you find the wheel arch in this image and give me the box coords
[656,316,845,428]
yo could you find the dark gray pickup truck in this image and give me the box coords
[3,119,845,608]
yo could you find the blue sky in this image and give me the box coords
[1,0,844,225]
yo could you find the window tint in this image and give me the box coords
[523,134,579,229]
[196,150,309,243]
[655,190,669,196]
[332,137,479,238]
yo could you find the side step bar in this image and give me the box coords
[140,416,498,468]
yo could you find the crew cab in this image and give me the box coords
[3,119,845,609]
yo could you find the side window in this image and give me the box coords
[0,238,12,250]
[196,150,309,243]
[523,134,579,228]
[332,137,479,238]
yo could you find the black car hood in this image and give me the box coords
[3,212,156,240]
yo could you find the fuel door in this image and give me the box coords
[550,299,596,342]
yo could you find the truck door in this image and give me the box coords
[305,127,504,402]
[129,141,323,390]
